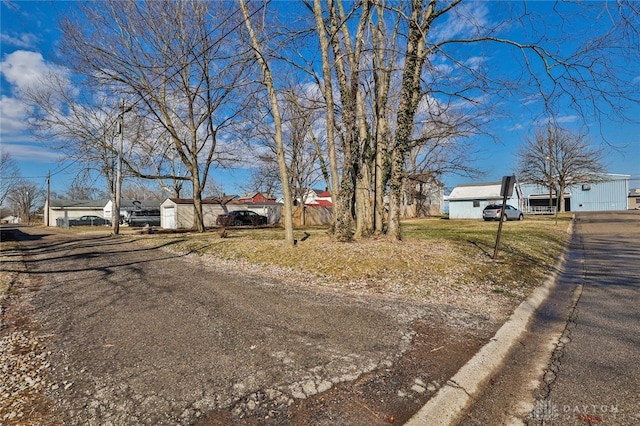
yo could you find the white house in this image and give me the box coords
[447,182,523,219]
[403,174,445,217]
[302,189,333,207]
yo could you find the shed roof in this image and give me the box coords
[448,182,502,201]
[49,199,109,209]
[164,198,225,205]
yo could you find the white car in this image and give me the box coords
[482,204,524,221]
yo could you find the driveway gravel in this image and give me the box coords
[1,225,505,425]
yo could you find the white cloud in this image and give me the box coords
[431,2,491,42]
[0,32,39,49]
[0,142,62,162]
[556,115,580,124]
[464,56,487,69]
[0,95,33,136]
[0,50,71,138]
[0,50,54,91]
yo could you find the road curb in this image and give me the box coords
[405,219,574,426]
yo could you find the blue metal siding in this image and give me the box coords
[520,176,629,212]
[571,178,629,211]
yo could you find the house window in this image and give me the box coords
[473,200,480,207]
[582,184,591,191]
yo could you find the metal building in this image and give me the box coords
[520,174,630,212]
[447,182,523,219]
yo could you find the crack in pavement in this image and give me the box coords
[527,235,587,425]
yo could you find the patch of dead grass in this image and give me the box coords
[132,217,571,318]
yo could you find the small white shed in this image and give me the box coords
[448,182,523,220]
[160,198,229,229]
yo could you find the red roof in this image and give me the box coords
[305,199,332,207]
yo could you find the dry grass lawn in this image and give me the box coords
[131,215,572,320]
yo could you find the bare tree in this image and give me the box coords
[243,154,282,199]
[517,125,606,212]
[25,71,131,233]
[121,182,164,201]
[0,152,21,206]
[367,0,636,239]
[60,0,248,232]
[308,0,374,241]
[7,180,45,224]
[310,0,341,234]
[65,172,108,200]
[246,86,325,225]
[239,0,295,245]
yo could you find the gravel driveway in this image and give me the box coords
[1,225,500,425]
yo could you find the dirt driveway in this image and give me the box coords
[1,225,499,425]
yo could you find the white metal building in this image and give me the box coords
[447,182,523,220]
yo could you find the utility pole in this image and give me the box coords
[46,170,50,226]
[114,99,125,235]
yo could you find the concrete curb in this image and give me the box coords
[405,219,574,426]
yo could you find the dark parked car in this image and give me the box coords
[68,215,109,226]
[216,210,268,226]
[482,204,524,221]
[125,209,161,227]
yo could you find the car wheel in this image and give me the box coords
[502,215,508,222]
[232,219,242,226]
[518,214,524,221]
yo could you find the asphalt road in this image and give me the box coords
[459,210,640,425]
[1,225,497,425]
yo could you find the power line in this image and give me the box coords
[18,158,80,179]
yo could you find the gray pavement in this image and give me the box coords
[1,225,497,425]
[409,210,640,425]
[528,211,640,425]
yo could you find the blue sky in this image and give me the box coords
[1,0,639,197]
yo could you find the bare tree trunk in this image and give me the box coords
[371,2,396,234]
[387,0,434,240]
[312,0,341,234]
[353,97,372,237]
[355,160,374,238]
[325,0,372,242]
[240,0,294,246]
[191,172,205,232]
